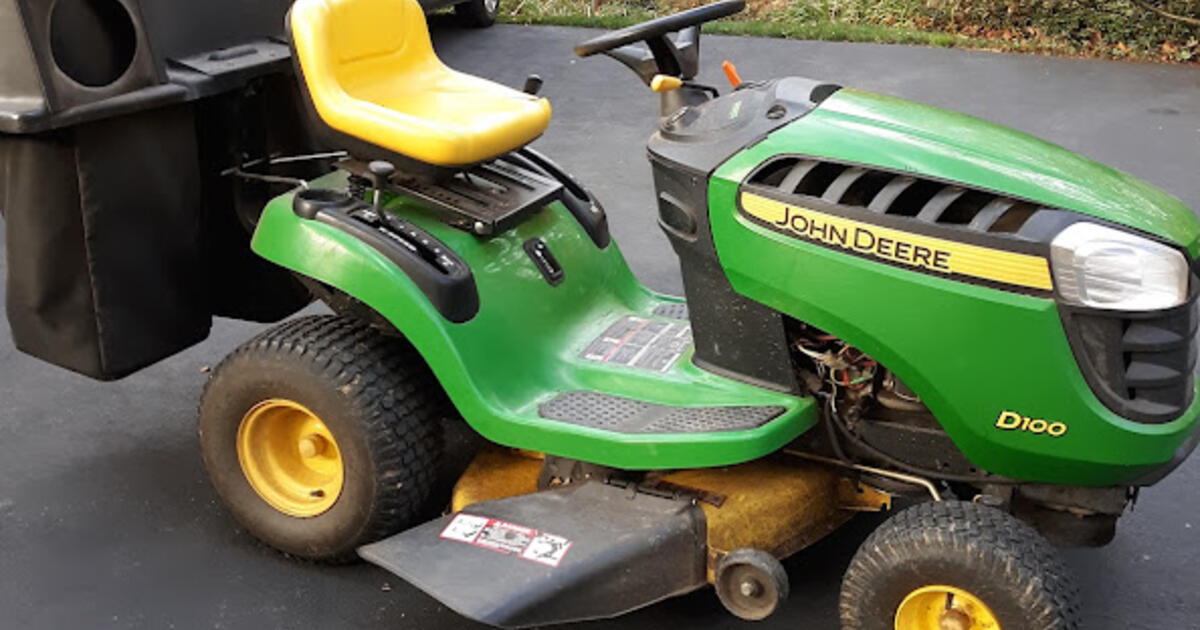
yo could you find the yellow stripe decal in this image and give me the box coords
[740,192,1054,291]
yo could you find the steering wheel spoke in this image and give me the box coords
[674,26,700,77]
[603,44,658,86]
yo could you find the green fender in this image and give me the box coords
[250,171,817,470]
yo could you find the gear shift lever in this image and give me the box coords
[367,160,396,211]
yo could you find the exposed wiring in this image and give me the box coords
[822,392,1019,485]
[265,150,348,165]
[221,167,309,190]
[822,383,853,464]
[220,151,350,190]
[793,324,1017,486]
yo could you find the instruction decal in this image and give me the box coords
[582,315,692,372]
[439,513,574,568]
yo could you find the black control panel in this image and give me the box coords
[648,76,840,175]
[347,206,465,278]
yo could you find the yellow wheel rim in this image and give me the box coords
[895,585,1001,630]
[236,398,344,518]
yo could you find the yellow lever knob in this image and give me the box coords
[650,75,683,92]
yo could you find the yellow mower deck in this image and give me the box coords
[354,446,893,628]
[451,447,890,581]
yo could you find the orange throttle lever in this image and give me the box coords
[721,60,742,88]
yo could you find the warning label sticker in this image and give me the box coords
[581,315,692,373]
[474,520,535,554]
[439,513,573,568]
[440,513,489,543]
[521,532,573,567]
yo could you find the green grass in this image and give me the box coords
[702,19,974,48]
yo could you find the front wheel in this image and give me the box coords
[199,315,449,562]
[454,0,499,28]
[840,501,1081,630]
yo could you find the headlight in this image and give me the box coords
[1050,222,1189,311]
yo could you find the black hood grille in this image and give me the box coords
[746,157,1041,235]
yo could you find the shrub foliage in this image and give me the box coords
[502,0,1200,62]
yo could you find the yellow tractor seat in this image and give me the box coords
[289,0,552,167]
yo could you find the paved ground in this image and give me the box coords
[2,20,1200,630]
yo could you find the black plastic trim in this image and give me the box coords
[515,147,612,248]
[651,154,800,394]
[0,83,190,134]
[1058,282,1198,425]
[745,154,1188,253]
[524,237,565,286]
[647,77,838,175]
[292,188,479,323]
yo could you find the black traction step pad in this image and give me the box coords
[538,390,785,434]
[359,482,708,628]
[651,302,689,320]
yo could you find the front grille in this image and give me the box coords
[746,157,1041,234]
[1061,285,1199,424]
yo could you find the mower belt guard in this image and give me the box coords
[358,482,708,628]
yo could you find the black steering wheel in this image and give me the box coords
[574,0,745,57]
[574,0,745,84]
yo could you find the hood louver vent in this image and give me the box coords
[747,158,1040,235]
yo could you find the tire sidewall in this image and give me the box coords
[842,501,1078,630]
[857,556,1044,629]
[199,353,380,560]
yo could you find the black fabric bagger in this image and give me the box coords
[0,0,318,380]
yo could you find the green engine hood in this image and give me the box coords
[742,88,1200,255]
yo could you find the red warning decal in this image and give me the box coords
[439,513,573,568]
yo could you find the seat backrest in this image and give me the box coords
[288,0,551,169]
[290,0,442,101]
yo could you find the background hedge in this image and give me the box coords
[503,0,1200,62]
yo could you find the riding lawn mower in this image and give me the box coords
[2,0,1198,628]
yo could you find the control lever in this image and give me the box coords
[367,160,396,211]
[522,74,544,95]
[721,60,742,88]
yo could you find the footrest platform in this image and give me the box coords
[539,391,785,434]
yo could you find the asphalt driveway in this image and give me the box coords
[2,22,1198,630]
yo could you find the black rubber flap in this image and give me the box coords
[359,482,708,628]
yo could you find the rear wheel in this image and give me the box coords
[454,0,499,28]
[199,315,449,562]
[840,500,1081,630]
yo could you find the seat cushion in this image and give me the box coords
[342,68,551,166]
[291,0,551,167]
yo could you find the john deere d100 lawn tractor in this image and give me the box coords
[2,0,1198,628]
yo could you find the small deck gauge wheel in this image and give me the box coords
[840,500,1082,630]
[199,315,449,563]
[715,548,789,621]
